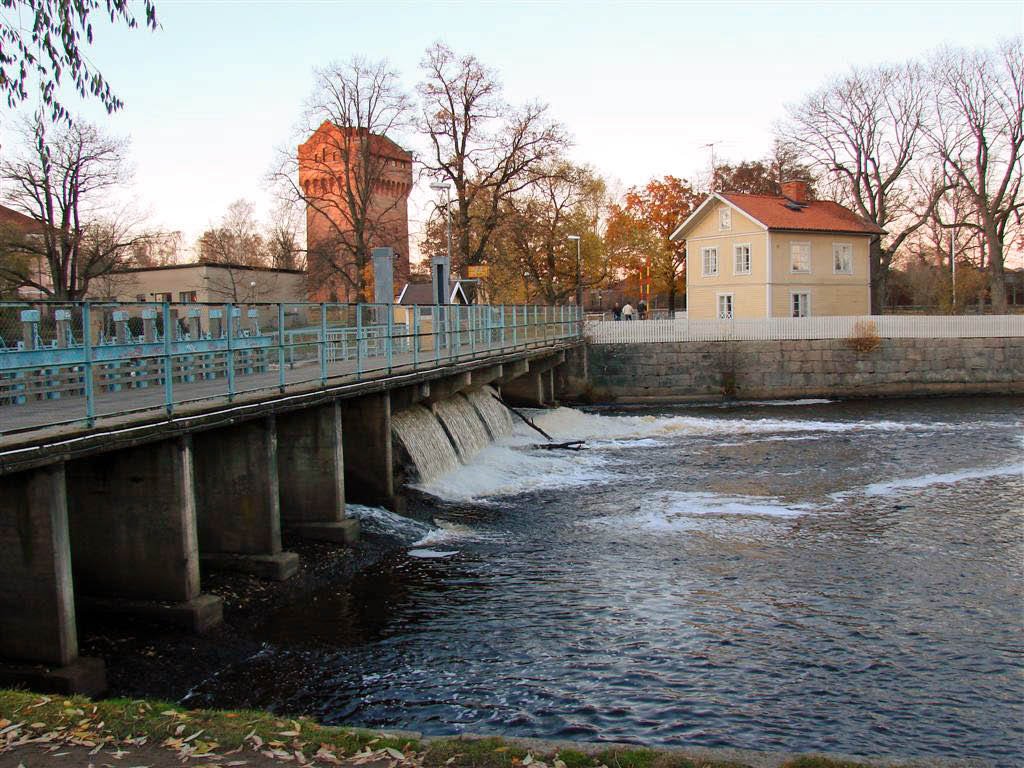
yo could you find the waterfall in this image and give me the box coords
[391,386,514,484]
[392,405,460,483]
[466,386,514,440]
[433,394,492,461]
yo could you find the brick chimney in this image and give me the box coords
[781,180,809,203]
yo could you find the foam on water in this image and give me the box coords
[416,443,611,501]
[856,464,1022,497]
[585,491,815,534]
[408,549,459,559]
[345,503,433,543]
[520,406,950,443]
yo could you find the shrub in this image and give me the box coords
[846,319,881,353]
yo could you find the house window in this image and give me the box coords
[734,243,752,275]
[717,293,734,319]
[154,292,172,303]
[791,292,810,317]
[790,242,811,273]
[178,291,198,303]
[701,247,719,277]
[719,207,731,230]
[833,242,853,274]
[135,294,146,303]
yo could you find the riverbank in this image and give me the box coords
[0,690,986,768]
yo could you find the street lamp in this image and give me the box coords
[430,182,452,265]
[567,235,582,307]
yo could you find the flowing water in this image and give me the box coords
[188,396,1024,766]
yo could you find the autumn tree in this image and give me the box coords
[418,42,569,274]
[0,0,158,122]
[928,39,1023,312]
[605,176,703,313]
[781,62,947,312]
[713,144,817,196]
[487,163,608,304]
[273,57,412,302]
[0,115,153,299]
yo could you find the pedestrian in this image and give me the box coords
[622,302,634,321]
[637,299,647,320]
[612,303,622,321]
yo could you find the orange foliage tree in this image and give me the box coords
[605,176,703,313]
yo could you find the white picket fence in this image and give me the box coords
[586,315,1024,344]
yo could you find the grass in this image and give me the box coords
[0,689,896,768]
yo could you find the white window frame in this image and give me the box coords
[832,242,853,275]
[733,243,752,275]
[701,246,719,277]
[718,207,731,231]
[789,241,812,274]
[717,292,734,319]
[790,291,811,318]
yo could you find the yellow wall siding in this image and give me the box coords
[685,200,768,318]
[686,284,767,320]
[768,233,871,317]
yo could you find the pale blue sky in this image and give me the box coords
[2,0,1022,258]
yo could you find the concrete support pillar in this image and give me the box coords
[341,391,398,509]
[192,417,298,580]
[277,402,358,544]
[0,465,106,695]
[501,371,548,407]
[66,438,222,633]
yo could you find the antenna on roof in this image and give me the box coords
[701,141,722,192]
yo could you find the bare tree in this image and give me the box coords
[780,63,947,312]
[273,56,413,302]
[929,39,1023,312]
[264,200,305,271]
[197,199,268,267]
[418,42,569,273]
[0,115,153,299]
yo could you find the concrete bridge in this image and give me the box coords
[0,300,585,696]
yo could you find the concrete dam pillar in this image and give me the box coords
[277,402,358,544]
[0,464,106,695]
[65,437,223,633]
[192,416,299,581]
[341,391,399,510]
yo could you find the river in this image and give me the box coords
[185,396,1024,766]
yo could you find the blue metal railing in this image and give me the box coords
[0,300,583,436]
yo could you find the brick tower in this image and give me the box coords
[298,122,412,302]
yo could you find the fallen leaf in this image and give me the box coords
[385,747,405,760]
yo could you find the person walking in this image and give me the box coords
[637,299,647,320]
[622,302,634,321]
[612,303,622,321]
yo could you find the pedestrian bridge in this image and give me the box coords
[0,299,584,697]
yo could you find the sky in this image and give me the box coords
[1,0,1022,262]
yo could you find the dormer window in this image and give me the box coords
[718,207,731,230]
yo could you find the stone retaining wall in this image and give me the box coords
[582,336,1024,401]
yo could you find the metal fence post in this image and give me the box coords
[386,303,393,373]
[355,303,363,379]
[412,305,420,371]
[320,303,328,385]
[162,302,173,417]
[225,303,235,402]
[83,302,95,427]
[277,303,286,393]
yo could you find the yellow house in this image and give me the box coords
[669,182,883,319]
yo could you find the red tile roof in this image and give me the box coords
[0,203,43,234]
[721,193,885,235]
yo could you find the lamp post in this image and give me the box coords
[430,182,452,265]
[567,234,582,307]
